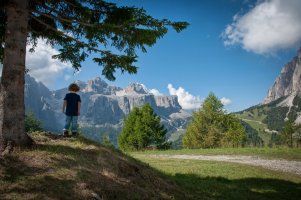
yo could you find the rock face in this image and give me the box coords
[239,48,301,132]
[25,75,60,131]
[25,76,190,142]
[263,48,301,104]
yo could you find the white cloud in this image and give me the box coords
[149,89,163,96]
[222,0,301,54]
[64,74,72,81]
[26,38,72,87]
[167,84,202,110]
[220,97,232,106]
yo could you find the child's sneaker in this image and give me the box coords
[72,132,78,137]
[63,131,69,137]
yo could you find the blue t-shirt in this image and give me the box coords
[64,93,81,116]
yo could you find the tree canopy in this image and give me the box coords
[118,103,167,151]
[0,0,188,80]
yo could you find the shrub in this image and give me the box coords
[25,113,43,132]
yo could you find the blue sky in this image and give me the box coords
[23,0,301,112]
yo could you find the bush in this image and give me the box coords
[25,112,43,132]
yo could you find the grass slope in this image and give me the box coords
[0,132,186,200]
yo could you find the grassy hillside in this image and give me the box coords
[235,96,294,145]
[0,132,186,200]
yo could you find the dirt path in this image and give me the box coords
[149,154,301,176]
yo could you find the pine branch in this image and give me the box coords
[31,3,127,30]
[29,14,103,53]
[31,9,96,28]
[58,0,115,13]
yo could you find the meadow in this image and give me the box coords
[130,148,301,200]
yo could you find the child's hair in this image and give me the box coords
[68,83,80,92]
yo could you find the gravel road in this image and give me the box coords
[149,154,301,176]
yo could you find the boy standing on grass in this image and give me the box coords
[62,83,81,137]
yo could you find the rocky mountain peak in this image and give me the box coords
[124,83,148,94]
[82,77,108,93]
[263,49,301,104]
[74,80,87,90]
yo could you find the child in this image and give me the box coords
[62,83,81,137]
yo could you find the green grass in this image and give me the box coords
[131,147,301,161]
[130,154,301,200]
[2,132,301,200]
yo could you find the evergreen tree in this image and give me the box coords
[295,125,301,147]
[118,104,167,151]
[0,0,188,149]
[281,119,296,147]
[25,113,43,133]
[221,114,246,147]
[183,92,246,148]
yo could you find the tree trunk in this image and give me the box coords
[0,0,33,151]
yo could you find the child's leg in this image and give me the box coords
[71,116,78,135]
[63,115,72,134]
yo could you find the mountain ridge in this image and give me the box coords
[25,75,191,144]
[263,48,301,104]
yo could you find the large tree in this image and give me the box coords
[118,103,167,151]
[183,92,246,148]
[0,0,188,150]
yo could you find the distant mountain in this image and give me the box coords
[25,75,60,132]
[262,48,301,126]
[264,48,301,104]
[236,49,301,146]
[25,76,191,144]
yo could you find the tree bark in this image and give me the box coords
[0,0,33,151]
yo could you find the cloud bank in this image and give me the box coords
[167,84,232,110]
[26,39,72,87]
[149,89,163,96]
[167,84,202,110]
[222,0,301,54]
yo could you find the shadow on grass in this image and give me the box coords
[167,173,301,200]
[0,155,78,200]
[5,175,77,200]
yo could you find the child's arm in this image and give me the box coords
[62,100,67,113]
[78,101,81,116]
